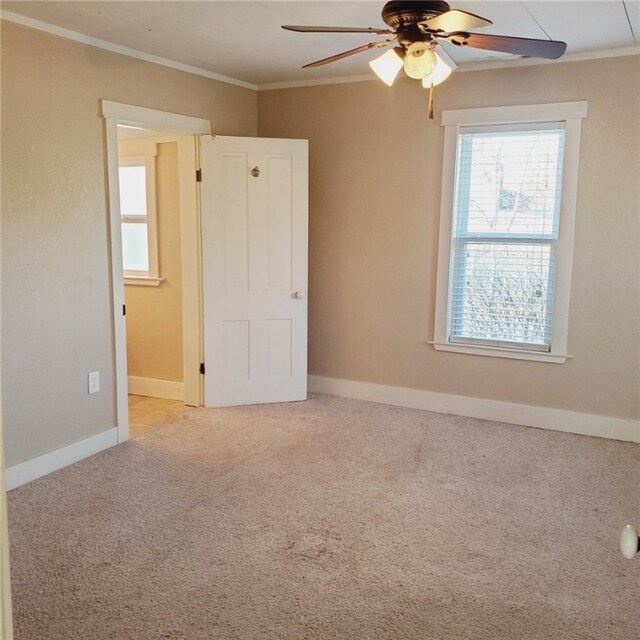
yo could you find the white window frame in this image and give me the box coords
[119,153,161,285]
[433,101,588,364]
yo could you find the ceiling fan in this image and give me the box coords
[282,1,567,118]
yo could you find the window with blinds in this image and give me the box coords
[434,102,586,363]
[448,124,566,351]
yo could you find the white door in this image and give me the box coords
[200,136,308,407]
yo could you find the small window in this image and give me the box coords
[434,102,587,363]
[118,156,159,283]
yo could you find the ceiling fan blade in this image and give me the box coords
[446,32,567,59]
[302,41,392,68]
[283,25,393,35]
[420,10,492,33]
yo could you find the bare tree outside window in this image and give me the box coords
[450,129,565,349]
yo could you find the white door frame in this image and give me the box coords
[101,100,211,442]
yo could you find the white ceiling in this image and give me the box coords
[3,1,639,88]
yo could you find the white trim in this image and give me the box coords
[128,377,184,401]
[104,111,130,443]
[430,342,570,364]
[433,122,458,350]
[144,153,159,279]
[177,135,205,408]
[102,101,211,135]
[549,115,583,354]
[308,376,640,443]
[5,428,119,491]
[102,101,209,442]
[258,74,375,91]
[124,276,165,287]
[450,45,640,73]
[441,101,588,126]
[433,102,586,363]
[0,10,257,91]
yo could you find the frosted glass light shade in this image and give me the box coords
[421,46,457,87]
[403,42,437,80]
[369,48,404,86]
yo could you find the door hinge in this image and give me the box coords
[196,168,202,182]
[199,362,205,375]
[122,304,126,316]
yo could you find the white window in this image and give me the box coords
[119,155,160,284]
[433,102,587,363]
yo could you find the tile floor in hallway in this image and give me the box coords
[128,394,195,439]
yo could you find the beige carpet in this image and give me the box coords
[7,394,640,639]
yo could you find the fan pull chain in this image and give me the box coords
[428,83,435,120]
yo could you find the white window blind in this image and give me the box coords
[448,124,566,351]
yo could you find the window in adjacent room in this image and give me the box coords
[119,155,160,284]
[433,102,587,363]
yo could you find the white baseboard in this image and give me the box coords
[128,376,184,401]
[308,375,640,443]
[6,428,119,491]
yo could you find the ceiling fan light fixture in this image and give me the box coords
[420,45,457,87]
[369,47,405,86]
[403,41,437,79]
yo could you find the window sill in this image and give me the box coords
[124,276,165,287]
[430,341,570,364]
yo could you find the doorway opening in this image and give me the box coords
[102,101,211,443]
[116,125,194,438]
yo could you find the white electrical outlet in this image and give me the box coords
[88,371,100,394]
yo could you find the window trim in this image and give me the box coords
[433,102,587,364]
[119,153,159,283]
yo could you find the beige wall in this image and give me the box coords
[123,141,184,383]
[1,14,638,475]
[258,55,640,421]
[0,20,257,466]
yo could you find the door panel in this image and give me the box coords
[201,136,308,407]
[222,320,250,378]
[221,153,249,290]
[266,155,293,290]
[266,319,293,376]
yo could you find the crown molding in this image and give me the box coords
[454,44,640,73]
[3,10,638,94]
[257,44,640,90]
[258,74,376,91]
[0,10,258,91]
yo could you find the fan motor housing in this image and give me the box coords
[381,1,450,28]
[382,1,450,47]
